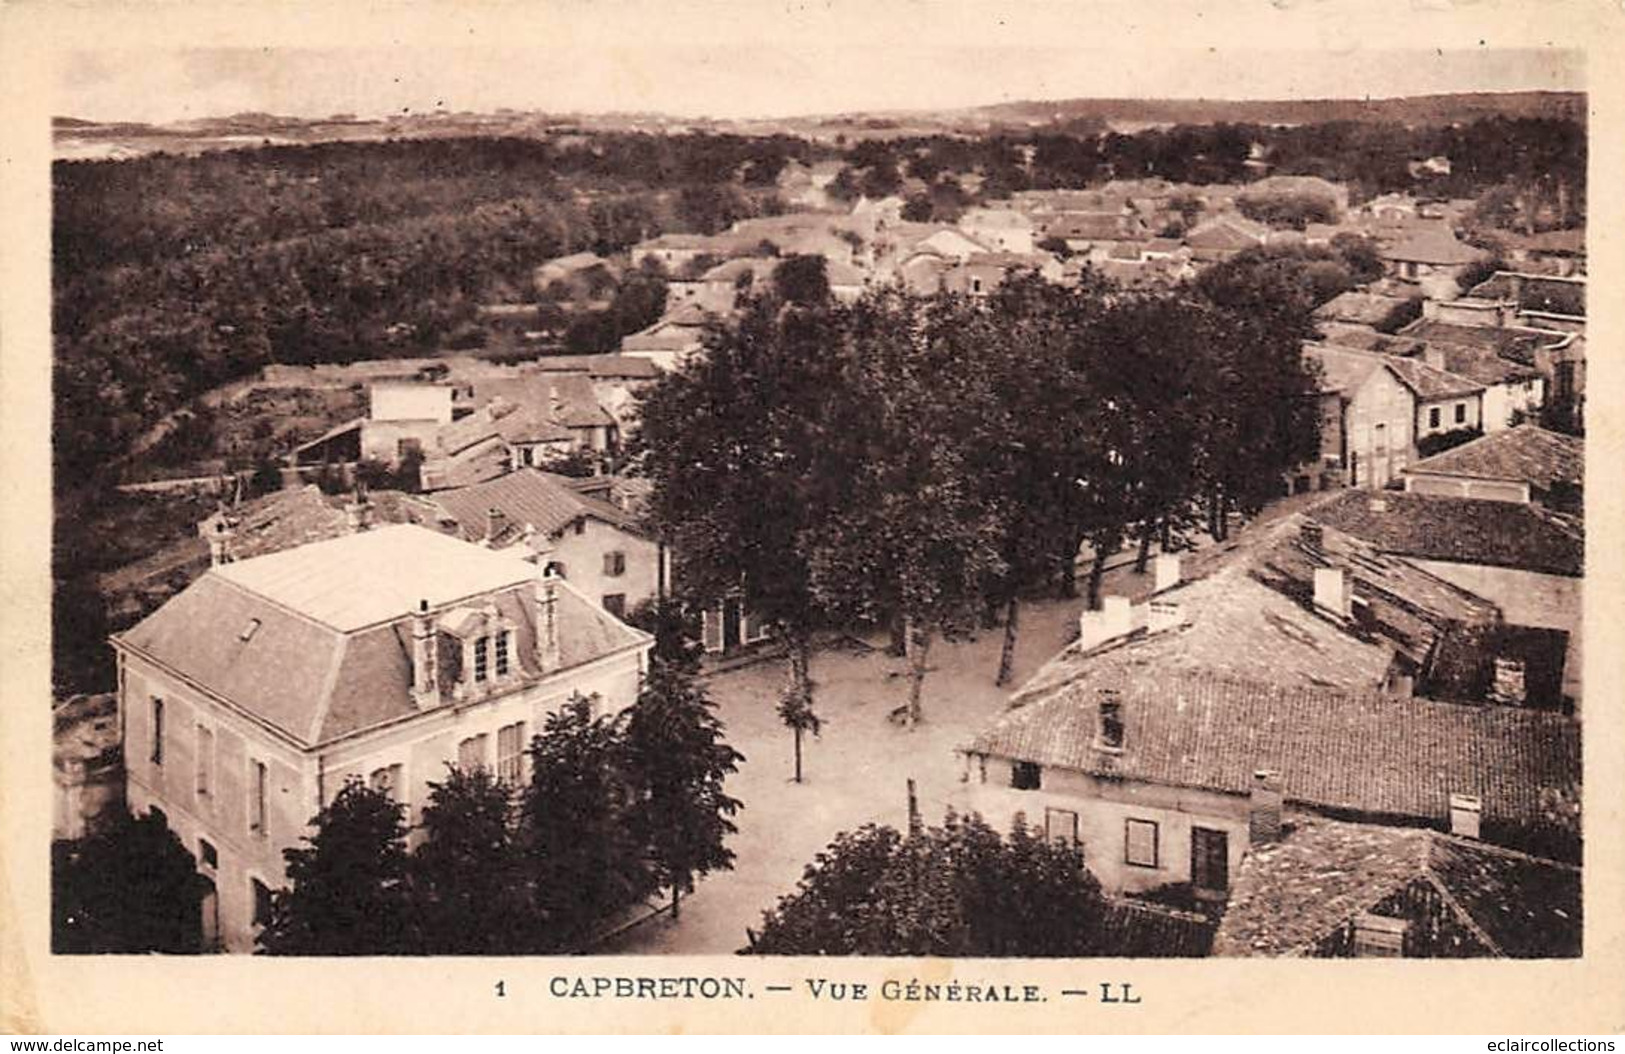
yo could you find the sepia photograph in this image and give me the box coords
[4,0,1621,1036]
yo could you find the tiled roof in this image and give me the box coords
[1008,514,1497,706]
[1311,490,1582,577]
[1185,213,1269,250]
[1408,425,1582,493]
[1304,343,1388,394]
[1382,355,1484,400]
[1242,175,1344,201]
[965,670,1579,833]
[435,396,572,455]
[1380,227,1484,265]
[1212,815,1580,957]
[1314,291,1412,326]
[419,434,512,491]
[426,467,641,543]
[118,527,649,747]
[1099,899,1216,958]
[1045,212,1147,242]
[1466,273,1586,317]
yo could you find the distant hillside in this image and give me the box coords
[955,91,1586,129]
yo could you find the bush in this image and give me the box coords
[1417,426,1483,458]
[1374,296,1424,334]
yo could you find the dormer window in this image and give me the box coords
[495,632,510,677]
[474,636,490,683]
[1096,693,1124,752]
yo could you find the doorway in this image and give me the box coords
[1190,827,1229,899]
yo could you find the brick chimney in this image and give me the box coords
[485,506,508,546]
[1249,769,1284,845]
[1449,793,1482,839]
[535,565,562,673]
[411,599,441,710]
[1421,345,1445,371]
[207,519,235,567]
[1153,553,1181,593]
[1079,595,1134,650]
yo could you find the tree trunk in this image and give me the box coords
[1160,515,1172,552]
[786,631,812,705]
[903,617,930,728]
[995,596,1021,687]
[672,885,681,920]
[1058,534,1080,598]
[1134,520,1155,574]
[792,725,803,784]
[887,609,907,657]
[1086,547,1108,611]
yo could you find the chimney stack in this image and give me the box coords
[207,519,235,567]
[1249,769,1284,846]
[1449,793,1483,839]
[1153,553,1181,593]
[486,506,508,546]
[535,564,562,673]
[1490,658,1527,706]
[1299,521,1324,552]
[1147,599,1184,634]
[1101,595,1132,638]
[411,599,441,710]
[1313,567,1349,621]
[1421,345,1445,371]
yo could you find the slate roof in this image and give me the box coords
[965,670,1578,833]
[1212,815,1581,958]
[425,467,642,543]
[1311,489,1583,576]
[1407,425,1583,494]
[210,524,537,632]
[117,525,650,747]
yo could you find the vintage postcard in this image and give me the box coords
[2,0,1622,1035]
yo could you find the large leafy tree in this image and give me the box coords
[259,780,414,955]
[53,811,206,953]
[622,659,744,918]
[634,293,844,771]
[746,811,1107,956]
[411,766,532,954]
[803,291,1005,727]
[520,695,653,951]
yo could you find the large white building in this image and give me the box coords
[113,524,652,952]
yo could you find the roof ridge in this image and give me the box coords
[1420,867,1506,958]
[306,630,354,745]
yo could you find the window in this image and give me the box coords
[458,734,489,773]
[473,636,489,683]
[494,631,510,677]
[249,760,268,837]
[1428,406,1441,430]
[1011,761,1042,791]
[370,764,403,801]
[1454,402,1467,424]
[603,551,627,577]
[199,838,218,870]
[497,722,526,785]
[1045,807,1080,848]
[252,879,274,928]
[1124,818,1159,868]
[150,698,165,766]
[195,725,214,801]
[574,518,586,536]
[545,561,566,579]
[602,593,627,618]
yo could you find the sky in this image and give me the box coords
[56,6,1586,125]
